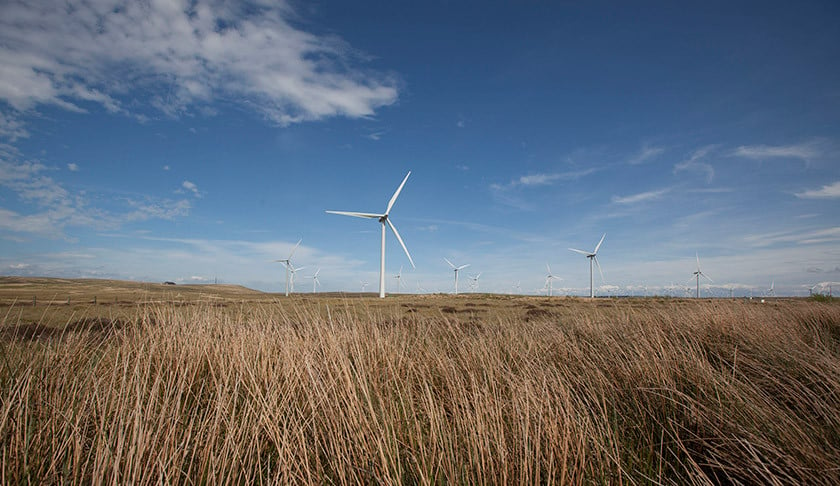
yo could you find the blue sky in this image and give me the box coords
[1,0,839,296]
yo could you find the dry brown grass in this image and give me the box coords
[1,280,839,484]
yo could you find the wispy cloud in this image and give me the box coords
[795,181,840,199]
[612,188,669,205]
[490,168,597,191]
[673,146,715,182]
[0,157,190,237]
[67,163,79,172]
[0,0,398,132]
[627,144,664,165]
[731,141,821,161]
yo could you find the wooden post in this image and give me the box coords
[93,296,97,305]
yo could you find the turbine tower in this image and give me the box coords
[444,258,470,295]
[274,239,301,297]
[326,171,415,298]
[545,264,561,297]
[691,253,713,298]
[766,280,775,298]
[569,233,606,298]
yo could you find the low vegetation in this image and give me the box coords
[1,279,839,484]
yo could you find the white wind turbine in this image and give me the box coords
[569,233,606,298]
[512,281,522,294]
[326,172,415,298]
[360,281,369,293]
[308,268,321,293]
[468,273,482,293]
[393,266,406,293]
[444,258,470,295]
[545,264,562,297]
[274,239,301,297]
[690,253,713,298]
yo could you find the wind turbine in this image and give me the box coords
[512,281,522,294]
[690,253,713,298]
[468,273,482,293]
[360,281,369,293]
[569,233,606,298]
[288,263,305,293]
[393,266,406,293]
[308,268,321,293]
[326,171,415,298]
[444,258,470,295]
[274,239,301,297]
[545,264,561,297]
[766,280,775,298]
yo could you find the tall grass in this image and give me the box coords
[1,299,839,484]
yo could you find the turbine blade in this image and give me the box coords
[314,268,321,277]
[444,258,456,269]
[702,273,714,283]
[594,233,606,254]
[325,210,383,219]
[696,252,701,271]
[385,171,411,215]
[594,256,604,282]
[568,248,591,256]
[288,239,302,260]
[458,264,470,270]
[386,218,415,268]
[546,263,552,274]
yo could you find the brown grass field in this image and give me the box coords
[1,276,839,484]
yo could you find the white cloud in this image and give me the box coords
[731,141,821,161]
[181,180,202,197]
[673,146,715,182]
[0,112,28,141]
[795,181,840,199]
[67,163,78,172]
[0,0,398,133]
[163,165,170,171]
[627,144,664,165]
[612,188,669,205]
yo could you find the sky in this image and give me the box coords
[1,0,839,297]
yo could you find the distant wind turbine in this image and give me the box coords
[393,266,406,292]
[766,280,776,298]
[690,253,713,298]
[569,233,606,298]
[512,281,521,294]
[545,264,561,297]
[308,268,321,293]
[468,273,482,293]
[288,263,305,293]
[274,239,301,297]
[444,258,470,295]
[326,171,415,298]
[360,281,369,293]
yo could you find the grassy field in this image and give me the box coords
[1,277,839,484]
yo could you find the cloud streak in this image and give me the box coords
[0,0,398,130]
[795,181,840,199]
[612,188,669,205]
[490,168,597,191]
[731,141,821,161]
